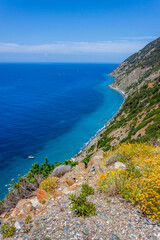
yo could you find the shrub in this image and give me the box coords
[87,144,95,153]
[64,160,79,167]
[69,193,96,218]
[26,157,55,182]
[96,143,160,221]
[50,165,71,177]
[69,184,96,217]
[0,222,16,238]
[3,177,37,212]
[81,183,94,196]
[25,215,32,224]
[39,176,59,194]
[82,154,93,168]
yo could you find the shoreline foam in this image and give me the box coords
[78,76,127,154]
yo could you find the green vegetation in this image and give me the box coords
[87,144,95,153]
[1,157,79,214]
[0,222,16,238]
[69,184,96,217]
[82,153,93,168]
[96,143,160,221]
[64,159,79,167]
[81,183,95,196]
[97,78,160,150]
[25,215,32,224]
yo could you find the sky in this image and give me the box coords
[0,0,160,63]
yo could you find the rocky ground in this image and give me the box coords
[2,194,160,240]
[0,151,160,240]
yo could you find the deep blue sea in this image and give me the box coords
[0,63,123,199]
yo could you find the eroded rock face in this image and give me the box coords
[11,199,32,219]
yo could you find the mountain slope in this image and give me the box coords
[84,37,160,153]
[110,37,160,95]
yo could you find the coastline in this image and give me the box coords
[78,77,127,154]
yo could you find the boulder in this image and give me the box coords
[66,178,74,186]
[89,165,96,172]
[29,197,40,208]
[114,162,126,170]
[11,199,32,219]
[36,189,49,204]
[15,220,25,230]
[50,165,71,177]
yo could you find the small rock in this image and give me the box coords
[30,197,40,208]
[15,221,25,230]
[83,230,89,235]
[66,178,74,186]
[89,165,96,172]
[114,162,126,170]
[110,234,121,240]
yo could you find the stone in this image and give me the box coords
[110,234,121,240]
[15,221,25,230]
[88,159,97,167]
[89,165,96,172]
[53,189,64,199]
[66,178,74,186]
[76,162,85,170]
[11,199,32,219]
[50,165,71,177]
[36,189,49,204]
[30,197,40,208]
[114,162,126,170]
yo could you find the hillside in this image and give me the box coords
[0,38,160,239]
[110,37,160,95]
[82,37,160,153]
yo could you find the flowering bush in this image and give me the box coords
[95,142,160,221]
[39,176,59,194]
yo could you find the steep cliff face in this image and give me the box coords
[110,37,160,95]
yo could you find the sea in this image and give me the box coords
[0,63,123,199]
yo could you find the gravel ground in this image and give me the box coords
[8,193,160,240]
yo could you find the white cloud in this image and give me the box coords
[0,40,149,55]
[123,36,158,40]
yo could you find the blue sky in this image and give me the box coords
[0,0,159,62]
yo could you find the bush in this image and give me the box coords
[69,184,96,218]
[50,165,71,177]
[82,154,93,168]
[81,183,94,196]
[26,157,55,182]
[69,193,96,218]
[0,222,16,238]
[25,215,32,224]
[39,176,59,194]
[96,143,160,221]
[64,160,79,167]
[3,177,38,212]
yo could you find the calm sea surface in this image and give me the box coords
[0,63,123,199]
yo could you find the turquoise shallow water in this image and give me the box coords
[0,63,123,199]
